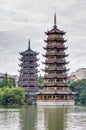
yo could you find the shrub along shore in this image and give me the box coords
[0,87,25,105]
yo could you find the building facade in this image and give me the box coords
[0,73,18,85]
[36,14,74,105]
[70,68,86,80]
[18,40,39,98]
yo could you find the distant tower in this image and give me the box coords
[36,14,74,105]
[18,39,39,97]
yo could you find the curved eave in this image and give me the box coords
[19,59,39,62]
[57,92,73,95]
[36,52,39,55]
[43,47,68,50]
[43,69,69,72]
[40,91,55,94]
[45,30,66,35]
[42,61,69,65]
[42,54,69,57]
[44,77,67,79]
[18,70,39,73]
[19,64,39,67]
[44,84,67,87]
[44,39,67,43]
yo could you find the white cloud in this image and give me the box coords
[0,0,86,75]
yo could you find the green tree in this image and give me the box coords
[0,73,16,88]
[38,75,44,89]
[12,78,16,87]
[0,87,25,105]
[8,78,13,88]
[1,73,9,87]
[69,79,86,104]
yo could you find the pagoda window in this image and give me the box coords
[44,96,46,99]
[26,55,28,56]
[60,95,63,99]
[24,66,28,68]
[23,79,28,81]
[48,34,63,39]
[23,85,28,87]
[49,79,55,82]
[30,66,34,68]
[23,72,28,75]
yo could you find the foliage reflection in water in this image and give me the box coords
[0,108,21,130]
[0,106,86,130]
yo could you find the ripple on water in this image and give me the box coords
[65,107,86,130]
[0,108,21,130]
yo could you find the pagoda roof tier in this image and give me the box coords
[19,39,39,56]
[43,54,68,58]
[42,59,69,64]
[43,67,69,72]
[19,80,37,83]
[43,46,68,50]
[19,63,39,67]
[19,76,38,80]
[44,38,66,43]
[43,51,68,57]
[18,69,39,73]
[24,87,39,92]
[45,14,66,35]
[39,88,73,95]
[19,58,39,62]
[20,55,38,59]
[19,48,39,55]
[19,62,38,66]
[20,74,38,77]
[19,82,38,86]
[45,29,66,35]
[42,62,69,65]
[44,82,67,87]
[44,74,67,79]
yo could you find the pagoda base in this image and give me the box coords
[36,100,74,106]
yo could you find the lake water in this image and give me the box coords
[0,106,86,130]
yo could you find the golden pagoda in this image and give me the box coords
[36,14,74,105]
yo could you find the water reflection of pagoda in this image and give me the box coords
[36,14,74,105]
[18,39,39,98]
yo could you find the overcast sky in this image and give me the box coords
[0,0,86,76]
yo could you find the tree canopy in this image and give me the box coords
[0,87,25,105]
[69,79,86,104]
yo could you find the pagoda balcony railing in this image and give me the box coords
[46,37,65,41]
[24,87,39,92]
[20,68,38,71]
[19,58,38,62]
[19,77,37,80]
[19,70,38,73]
[45,44,66,49]
[45,82,67,86]
[20,62,38,66]
[45,66,66,70]
[18,82,28,85]
[19,80,37,83]
[21,56,37,59]
[19,63,38,66]
[45,59,66,63]
[46,51,65,55]
[20,74,38,77]
[44,74,67,78]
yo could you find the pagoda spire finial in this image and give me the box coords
[28,39,30,49]
[54,13,57,28]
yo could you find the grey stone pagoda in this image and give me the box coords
[18,39,39,98]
